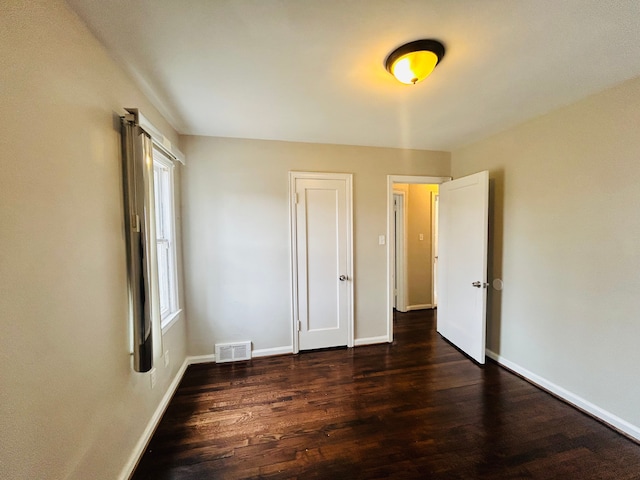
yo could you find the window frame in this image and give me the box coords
[152,146,181,332]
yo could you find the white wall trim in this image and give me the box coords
[190,346,295,363]
[486,349,640,442]
[354,336,390,346]
[431,192,439,308]
[253,345,293,357]
[188,353,217,364]
[406,304,433,311]
[160,309,183,335]
[392,190,407,312]
[119,357,190,480]
[124,108,185,164]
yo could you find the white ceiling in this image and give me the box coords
[67,0,640,151]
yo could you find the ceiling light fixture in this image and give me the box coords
[385,39,445,85]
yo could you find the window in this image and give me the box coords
[153,147,180,329]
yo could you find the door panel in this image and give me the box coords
[437,171,489,364]
[292,174,352,351]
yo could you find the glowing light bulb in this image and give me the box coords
[391,50,439,85]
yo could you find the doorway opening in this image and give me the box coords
[386,175,450,342]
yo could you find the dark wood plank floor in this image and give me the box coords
[132,310,640,479]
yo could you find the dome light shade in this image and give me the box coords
[385,39,445,85]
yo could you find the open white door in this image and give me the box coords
[437,171,489,364]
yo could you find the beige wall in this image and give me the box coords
[181,136,450,353]
[0,2,187,479]
[452,75,640,430]
[7,2,638,475]
[394,184,439,307]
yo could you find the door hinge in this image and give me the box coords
[292,192,298,204]
[297,320,301,332]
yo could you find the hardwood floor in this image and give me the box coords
[132,310,640,479]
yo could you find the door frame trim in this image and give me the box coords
[386,175,450,343]
[431,192,439,308]
[289,171,354,354]
[392,191,408,312]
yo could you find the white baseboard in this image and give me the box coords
[253,345,293,357]
[187,345,294,364]
[406,304,433,311]
[188,353,217,364]
[354,336,389,346]
[119,357,190,480]
[486,349,640,442]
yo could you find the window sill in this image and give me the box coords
[161,309,183,335]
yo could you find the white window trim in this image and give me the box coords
[126,107,185,164]
[152,147,182,333]
[161,309,182,334]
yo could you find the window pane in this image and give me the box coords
[154,166,165,238]
[153,147,179,326]
[157,241,169,316]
